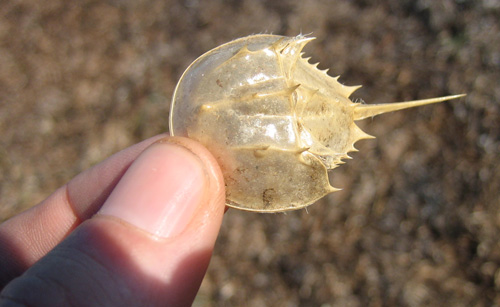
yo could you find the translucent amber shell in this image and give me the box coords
[169,34,464,212]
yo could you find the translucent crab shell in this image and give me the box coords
[169,34,464,212]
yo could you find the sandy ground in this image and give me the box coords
[1,0,499,306]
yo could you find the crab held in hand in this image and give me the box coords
[169,34,465,213]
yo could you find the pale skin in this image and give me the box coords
[0,135,226,306]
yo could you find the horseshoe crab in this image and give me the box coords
[169,34,465,212]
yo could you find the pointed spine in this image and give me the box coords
[351,123,375,141]
[327,185,341,193]
[215,44,255,70]
[277,35,315,56]
[353,94,466,121]
[344,85,362,98]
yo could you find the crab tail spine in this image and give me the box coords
[353,94,466,121]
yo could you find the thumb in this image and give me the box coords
[1,137,226,306]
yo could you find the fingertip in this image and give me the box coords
[152,137,227,240]
[98,137,225,238]
[159,136,226,209]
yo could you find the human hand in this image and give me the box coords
[0,135,226,306]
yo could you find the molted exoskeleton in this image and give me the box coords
[169,34,464,212]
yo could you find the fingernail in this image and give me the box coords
[99,142,207,238]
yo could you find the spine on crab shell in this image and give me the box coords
[353,94,466,121]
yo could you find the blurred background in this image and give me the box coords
[1,0,499,305]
